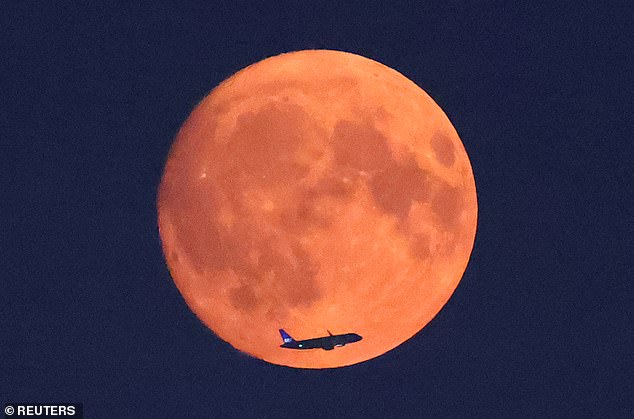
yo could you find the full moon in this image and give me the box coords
[158,50,477,368]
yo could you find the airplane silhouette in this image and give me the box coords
[279,329,362,351]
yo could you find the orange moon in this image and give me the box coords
[157,50,477,368]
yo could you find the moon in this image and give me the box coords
[157,50,477,368]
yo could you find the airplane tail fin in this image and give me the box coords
[279,329,295,343]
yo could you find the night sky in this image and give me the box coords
[2,2,631,417]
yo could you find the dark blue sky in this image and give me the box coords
[2,2,631,417]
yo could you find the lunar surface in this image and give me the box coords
[157,50,477,368]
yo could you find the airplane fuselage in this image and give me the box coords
[280,332,362,351]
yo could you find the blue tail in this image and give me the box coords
[279,329,294,343]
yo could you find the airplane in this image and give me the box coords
[279,329,362,351]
